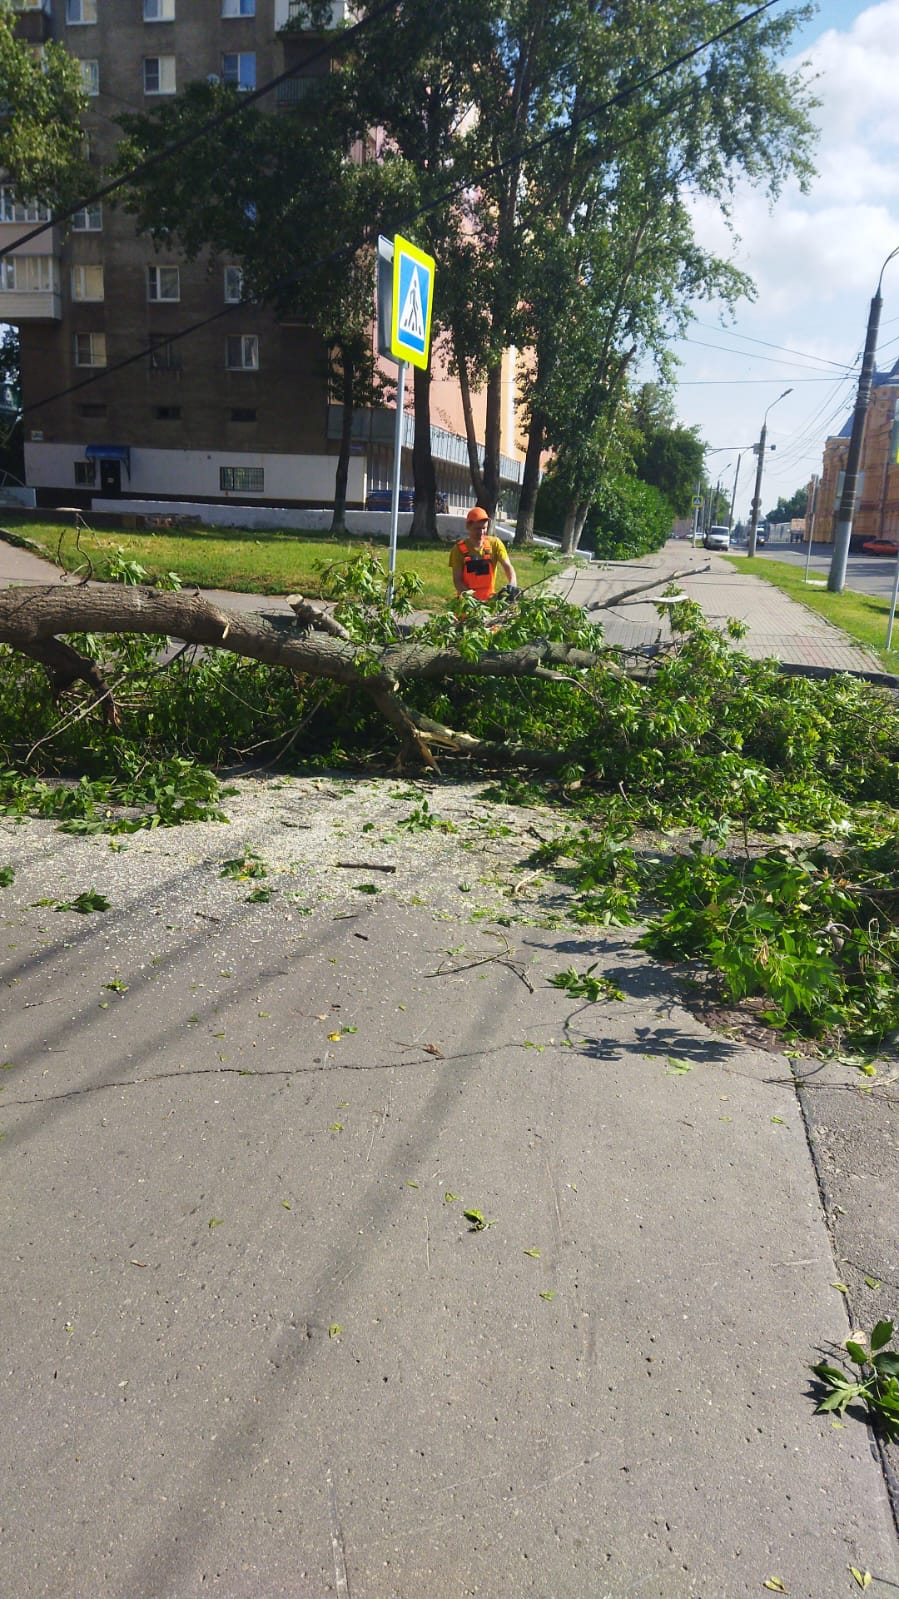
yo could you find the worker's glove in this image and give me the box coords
[504,584,522,602]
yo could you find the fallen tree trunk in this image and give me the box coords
[0,583,613,769]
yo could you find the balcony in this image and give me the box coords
[275,74,329,107]
[274,1,353,32]
[9,0,54,45]
[0,240,61,320]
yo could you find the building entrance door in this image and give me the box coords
[99,459,121,496]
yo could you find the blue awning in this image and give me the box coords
[86,444,130,476]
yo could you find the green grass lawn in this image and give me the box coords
[4,518,551,611]
[723,554,899,672]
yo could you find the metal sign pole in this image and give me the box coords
[386,359,407,607]
[886,552,899,651]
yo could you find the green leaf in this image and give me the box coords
[280,1200,291,1209]
[665,1057,693,1075]
[539,1290,556,1301]
[354,883,380,894]
[405,1180,419,1188]
[208,1217,223,1229]
[870,1319,894,1351]
[763,1580,788,1592]
[845,1341,869,1366]
[864,1277,882,1291]
[463,1208,487,1231]
[831,1282,850,1294]
[523,1248,541,1258]
[444,1192,460,1203]
[849,1570,872,1591]
[329,1323,343,1339]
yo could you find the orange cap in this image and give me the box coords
[466,506,490,525]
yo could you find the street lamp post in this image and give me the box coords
[747,389,792,558]
[828,245,899,593]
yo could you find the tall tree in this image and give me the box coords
[0,13,89,206]
[116,78,416,531]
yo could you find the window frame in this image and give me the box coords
[70,263,104,302]
[220,465,264,493]
[143,0,175,19]
[79,59,100,96]
[223,265,244,304]
[74,460,97,486]
[146,264,181,302]
[225,334,259,371]
[221,0,255,16]
[73,332,107,368]
[222,51,256,91]
[65,0,97,24]
[72,202,102,231]
[142,55,176,95]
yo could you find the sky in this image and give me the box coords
[667,0,899,521]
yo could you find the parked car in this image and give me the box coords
[365,487,414,512]
[862,539,899,557]
[703,525,731,551]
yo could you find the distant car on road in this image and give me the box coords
[703,525,731,551]
[862,539,899,557]
[754,523,768,546]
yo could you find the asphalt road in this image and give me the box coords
[741,538,899,601]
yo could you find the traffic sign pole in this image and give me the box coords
[387,359,407,606]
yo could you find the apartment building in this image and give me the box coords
[2,0,526,512]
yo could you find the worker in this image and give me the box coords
[450,506,518,602]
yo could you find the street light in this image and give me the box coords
[828,245,899,593]
[747,389,792,558]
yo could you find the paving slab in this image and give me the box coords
[1,779,896,1598]
[553,547,888,675]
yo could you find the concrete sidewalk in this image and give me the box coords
[1,530,898,1596]
[553,543,889,675]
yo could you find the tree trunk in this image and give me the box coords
[330,345,354,534]
[561,502,578,555]
[514,408,545,547]
[572,501,590,552]
[482,363,503,518]
[410,362,439,542]
[454,338,485,505]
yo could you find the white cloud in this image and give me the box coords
[671,2,899,511]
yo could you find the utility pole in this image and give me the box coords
[748,389,792,557]
[829,245,899,592]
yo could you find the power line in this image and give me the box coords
[23,0,788,416]
[682,335,855,375]
[689,318,855,371]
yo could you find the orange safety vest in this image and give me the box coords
[456,538,495,602]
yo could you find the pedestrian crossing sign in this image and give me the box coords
[390,234,435,369]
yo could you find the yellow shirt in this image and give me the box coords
[449,535,510,597]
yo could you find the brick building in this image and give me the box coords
[1,0,526,513]
[813,360,899,547]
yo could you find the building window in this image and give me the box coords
[222,52,255,91]
[147,264,180,301]
[0,189,52,224]
[143,0,175,17]
[77,402,107,417]
[74,460,97,486]
[71,264,104,301]
[143,55,176,94]
[220,466,264,492]
[222,0,255,15]
[72,203,102,231]
[66,0,97,21]
[74,332,107,367]
[225,334,258,370]
[1,256,58,293]
[79,60,100,96]
[149,334,181,370]
[230,407,256,422]
[223,265,243,303]
[154,405,182,420]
